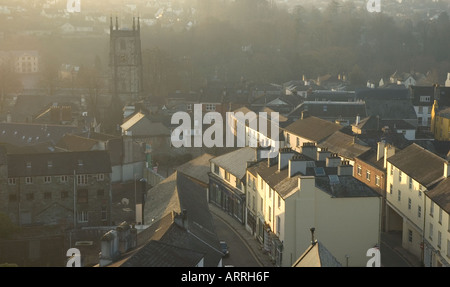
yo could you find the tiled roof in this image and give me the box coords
[284,116,342,142]
[387,143,445,187]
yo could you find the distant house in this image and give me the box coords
[292,232,342,267]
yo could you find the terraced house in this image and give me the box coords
[245,145,381,267]
[385,143,450,266]
[0,147,112,227]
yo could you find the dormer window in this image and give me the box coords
[26,162,31,168]
[78,160,83,166]
[47,160,53,168]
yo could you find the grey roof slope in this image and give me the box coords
[318,131,370,160]
[427,178,450,214]
[210,147,257,179]
[176,153,214,185]
[387,143,445,187]
[284,116,342,142]
[7,150,112,177]
[142,172,223,267]
[365,99,417,120]
[293,241,342,267]
[120,240,205,267]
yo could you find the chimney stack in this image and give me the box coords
[326,153,341,167]
[338,161,353,176]
[384,145,396,169]
[376,141,386,162]
[300,142,317,160]
[278,148,295,171]
[288,155,310,178]
[317,147,331,161]
[444,162,450,178]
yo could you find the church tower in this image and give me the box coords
[109,16,144,103]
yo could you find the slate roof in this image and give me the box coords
[356,88,410,100]
[7,150,112,177]
[293,241,342,267]
[284,116,342,142]
[318,131,370,160]
[138,172,223,267]
[427,178,450,214]
[365,99,417,120]
[288,101,367,121]
[210,147,257,179]
[119,240,204,267]
[387,143,446,187]
[56,134,99,151]
[176,153,214,185]
[0,122,78,147]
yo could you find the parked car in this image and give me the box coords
[220,241,229,257]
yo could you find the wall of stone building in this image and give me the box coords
[4,174,111,227]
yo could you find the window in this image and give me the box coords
[26,162,31,168]
[398,190,401,201]
[224,171,230,181]
[286,133,290,144]
[430,202,434,217]
[420,96,431,102]
[186,104,192,111]
[268,206,272,222]
[260,196,263,212]
[357,165,362,176]
[438,231,442,249]
[276,216,281,235]
[101,206,107,221]
[447,240,450,258]
[323,105,328,112]
[77,189,88,203]
[44,192,52,200]
[77,159,83,166]
[366,170,371,181]
[97,174,104,181]
[25,177,33,184]
[8,178,16,185]
[439,208,443,224]
[408,198,411,210]
[418,206,422,218]
[375,175,380,187]
[77,175,88,185]
[408,229,413,243]
[390,184,393,194]
[296,137,300,147]
[429,223,433,240]
[252,195,256,211]
[205,104,216,111]
[252,178,256,191]
[214,164,219,174]
[44,176,51,183]
[418,106,424,114]
[269,188,272,199]
[61,175,68,183]
[409,177,413,189]
[399,171,402,182]
[278,195,281,209]
[390,165,394,176]
[47,160,53,168]
[236,179,242,189]
[77,211,88,223]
